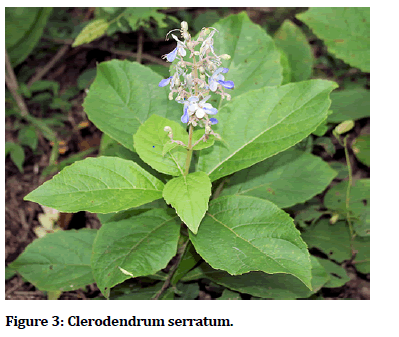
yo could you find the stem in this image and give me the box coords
[152,236,190,300]
[5,47,29,117]
[343,135,356,253]
[137,28,144,64]
[184,124,194,176]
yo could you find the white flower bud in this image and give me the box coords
[194,51,200,56]
[225,93,231,101]
[183,31,190,40]
[196,108,205,119]
[164,126,172,132]
[168,92,174,100]
[199,66,205,74]
[181,21,188,31]
[220,54,231,60]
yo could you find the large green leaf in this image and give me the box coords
[189,195,312,289]
[302,220,370,272]
[324,179,370,237]
[352,134,370,167]
[83,60,179,152]
[24,156,164,213]
[209,12,283,103]
[163,172,212,234]
[274,20,313,82]
[200,256,328,299]
[5,7,53,66]
[91,209,180,298]
[296,8,370,72]
[197,80,338,181]
[316,257,350,288]
[220,149,337,208]
[133,115,187,176]
[8,229,97,291]
[328,88,370,123]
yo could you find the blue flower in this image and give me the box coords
[181,104,189,123]
[209,68,234,92]
[163,48,178,62]
[162,35,186,62]
[158,76,173,87]
[209,118,218,124]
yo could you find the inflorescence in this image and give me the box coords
[158,21,234,144]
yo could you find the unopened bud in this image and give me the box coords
[225,93,231,101]
[168,92,174,100]
[181,21,188,31]
[200,74,206,81]
[199,66,205,74]
[164,126,172,132]
[220,54,231,60]
[183,31,190,40]
[335,120,355,135]
[330,213,339,224]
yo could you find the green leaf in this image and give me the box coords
[200,256,328,299]
[297,8,370,72]
[91,209,180,298]
[72,19,110,47]
[274,20,313,82]
[8,229,97,291]
[100,282,164,300]
[133,115,187,176]
[123,7,170,30]
[277,47,292,85]
[210,12,283,103]
[189,195,312,289]
[316,257,350,288]
[83,60,179,152]
[314,137,336,156]
[302,220,370,269]
[221,149,337,208]
[24,156,164,213]
[171,242,202,286]
[18,125,38,151]
[217,289,242,300]
[197,80,338,181]
[324,179,370,237]
[5,142,25,173]
[192,129,215,151]
[163,172,212,234]
[5,7,53,66]
[100,132,168,182]
[352,134,370,167]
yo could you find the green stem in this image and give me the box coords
[152,236,190,300]
[184,124,194,176]
[343,135,356,253]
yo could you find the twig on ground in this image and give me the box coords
[5,47,29,117]
[27,45,70,87]
[42,37,169,67]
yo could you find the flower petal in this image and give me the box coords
[165,47,178,62]
[209,79,218,92]
[196,108,205,119]
[209,118,218,124]
[218,80,234,89]
[181,106,189,123]
[205,107,218,115]
[158,76,172,87]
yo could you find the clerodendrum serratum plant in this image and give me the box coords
[17,15,339,299]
